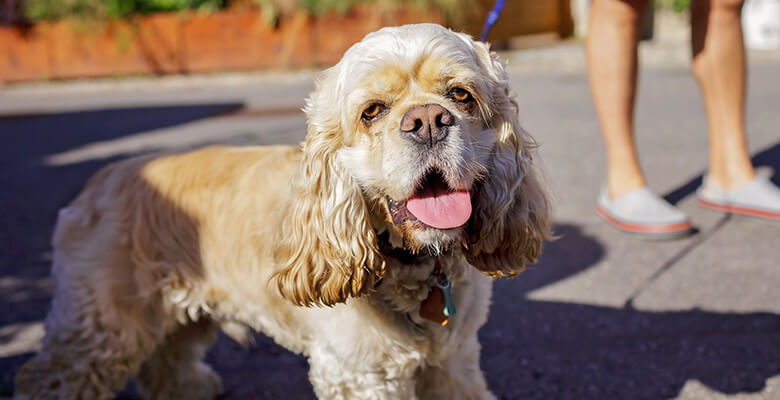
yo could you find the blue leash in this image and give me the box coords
[479,0,506,42]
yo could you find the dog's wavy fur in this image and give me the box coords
[14,24,551,400]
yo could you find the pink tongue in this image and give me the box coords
[407,189,472,229]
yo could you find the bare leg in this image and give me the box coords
[586,0,650,198]
[691,0,755,189]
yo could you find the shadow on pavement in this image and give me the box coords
[482,223,780,399]
[664,140,780,205]
[0,102,244,279]
[753,141,780,185]
[1,108,778,399]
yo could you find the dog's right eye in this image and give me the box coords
[361,103,385,121]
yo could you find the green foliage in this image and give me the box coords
[298,0,454,16]
[24,0,226,21]
[23,0,89,21]
[22,0,454,22]
[657,0,691,13]
[299,0,359,14]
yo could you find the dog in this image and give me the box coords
[14,23,551,399]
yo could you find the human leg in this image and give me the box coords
[691,0,755,189]
[588,0,694,236]
[691,0,780,220]
[586,0,650,198]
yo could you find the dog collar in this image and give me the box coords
[376,230,423,264]
[375,232,457,325]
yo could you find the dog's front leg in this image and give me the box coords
[415,335,495,400]
[306,348,420,400]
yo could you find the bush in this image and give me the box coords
[657,0,691,13]
[24,0,225,21]
[19,0,458,23]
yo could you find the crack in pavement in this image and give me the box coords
[623,213,733,309]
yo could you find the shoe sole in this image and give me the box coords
[594,205,694,239]
[697,197,780,221]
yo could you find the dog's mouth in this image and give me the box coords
[387,169,472,230]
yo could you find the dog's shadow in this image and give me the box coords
[1,105,779,399]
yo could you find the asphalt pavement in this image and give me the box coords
[0,42,778,399]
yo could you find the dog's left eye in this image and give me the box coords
[448,87,473,103]
[361,103,385,121]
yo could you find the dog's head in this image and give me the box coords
[275,24,551,306]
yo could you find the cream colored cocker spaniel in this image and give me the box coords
[14,24,551,399]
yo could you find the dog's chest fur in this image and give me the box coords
[354,251,490,362]
[190,249,489,372]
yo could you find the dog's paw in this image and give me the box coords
[139,362,223,400]
[192,362,224,400]
[170,362,223,400]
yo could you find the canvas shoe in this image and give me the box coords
[697,174,780,221]
[595,185,694,239]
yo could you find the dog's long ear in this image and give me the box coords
[465,41,552,277]
[273,67,385,307]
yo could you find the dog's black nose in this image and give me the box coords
[400,104,454,147]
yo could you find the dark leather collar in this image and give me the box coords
[376,230,425,265]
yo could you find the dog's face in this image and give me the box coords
[275,24,551,307]
[333,28,497,252]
